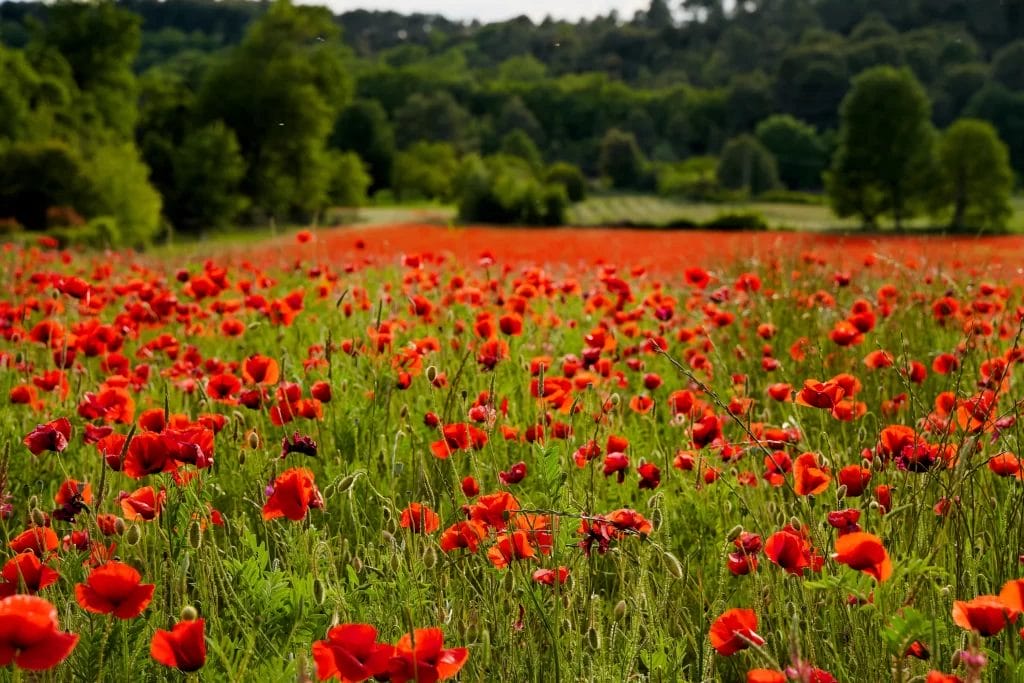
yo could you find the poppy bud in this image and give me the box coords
[609,393,621,407]
[238,450,246,465]
[646,492,663,509]
[663,552,684,579]
[246,430,261,450]
[502,570,515,592]
[337,473,358,493]
[187,522,202,549]
[836,484,848,500]
[727,525,743,541]
[30,507,47,528]
[650,507,663,530]
[180,605,199,621]
[423,546,438,569]
[426,365,438,383]
[351,556,363,573]
[789,517,802,531]
[125,524,142,546]
[586,626,600,650]
[614,600,627,620]
[389,553,401,574]
[313,578,326,605]
[113,517,126,535]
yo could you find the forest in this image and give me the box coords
[1,0,1022,242]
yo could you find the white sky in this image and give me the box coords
[325,0,654,23]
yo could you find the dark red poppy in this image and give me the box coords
[151,617,206,672]
[23,418,72,456]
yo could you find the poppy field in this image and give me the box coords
[4,225,1024,682]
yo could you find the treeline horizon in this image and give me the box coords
[0,0,1022,244]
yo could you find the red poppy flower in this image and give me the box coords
[532,567,570,586]
[312,623,394,682]
[709,608,765,656]
[952,595,1008,636]
[764,526,821,576]
[151,617,206,672]
[468,492,520,531]
[925,672,963,683]
[242,355,280,385]
[837,465,871,496]
[637,462,661,489]
[999,578,1024,618]
[988,452,1023,478]
[603,452,629,483]
[832,532,892,582]
[75,561,155,619]
[0,594,78,670]
[747,670,786,683]
[122,432,176,479]
[23,418,72,456]
[9,528,59,556]
[439,521,488,554]
[0,552,60,597]
[486,531,537,569]
[399,503,440,534]
[793,452,830,496]
[387,627,468,683]
[119,486,166,522]
[460,476,479,498]
[262,468,324,521]
[796,379,844,409]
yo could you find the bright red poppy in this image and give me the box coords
[312,623,394,682]
[0,552,60,597]
[0,594,78,670]
[262,468,324,521]
[952,595,1008,636]
[832,532,892,582]
[75,561,155,619]
[709,608,765,656]
[387,627,469,683]
[151,617,206,672]
[399,503,440,534]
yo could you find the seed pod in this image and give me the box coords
[187,522,202,549]
[180,605,199,621]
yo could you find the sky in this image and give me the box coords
[322,0,654,23]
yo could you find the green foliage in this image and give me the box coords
[0,140,97,230]
[827,66,937,228]
[455,154,568,225]
[198,0,353,220]
[991,40,1024,91]
[543,162,588,202]
[965,84,1024,176]
[932,119,1013,232]
[656,156,719,199]
[85,141,163,246]
[598,128,648,190]
[499,129,543,171]
[326,150,371,207]
[716,135,781,196]
[701,210,768,231]
[168,121,247,232]
[393,91,475,152]
[330,99,395,192]
[391,141,459,201]
[755,114,826,190]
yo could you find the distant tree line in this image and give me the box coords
[0,0,1020,241]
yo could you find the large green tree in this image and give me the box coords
[199,0,353,221]
[716,134,781,195]
[330,99,394,192]
[827,66,937,228]
[755,114,826,190]
[932,119,1013,232]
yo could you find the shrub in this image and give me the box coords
[455,154,567,226]
[702,211,769,231]
[656,157,719,199]
[716,135,781,196]
[391,142,459,202]
[326,151,371,207]
[543,162,587,202]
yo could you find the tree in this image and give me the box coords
[393,91,475,152]
[544,162,587,202]
[965,85,1024,176]
[933,119,1013,231]
[755,115,826,190]
[716,135,781,195]
[325,151,371,207]
[199,0,353,221]
[598,129,647,189]
[500,129,543,170]
[0,141,97,230]
[391,142,459,201]
[827,67,937,228]
[168,122,247,232]
[330,99,394,192]
[991,40,1024,91]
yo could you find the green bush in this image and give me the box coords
[702,211,768,231]
[716,135,781,196]
[391,141,459,201]
[655,156,719,199]
[47,216,122,249]
[455,154,567,225]
[543,162,588,202]
[326,151,371,207]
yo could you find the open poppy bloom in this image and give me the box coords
[0,552,60,597]
[832,532,892,582]
[119,486,166,522]
[487,530,537,569]
[387,627,469,683]
[23,418,72,455]
[262,468,324,521]
[312,623,394,682]
[952,595,1009,636]
[242,354,280,385]
[9,527,59,556]
[399,503,440,534]
[0,594,78,670]
[75,561,155,619]
[764,525,822,576]
[793,452,831,496]
[709,608,765,656]
[439,521,488,554]
[151,617,206,672]
[747,670,786,683]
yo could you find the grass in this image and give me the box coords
[3,226,1024,681]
